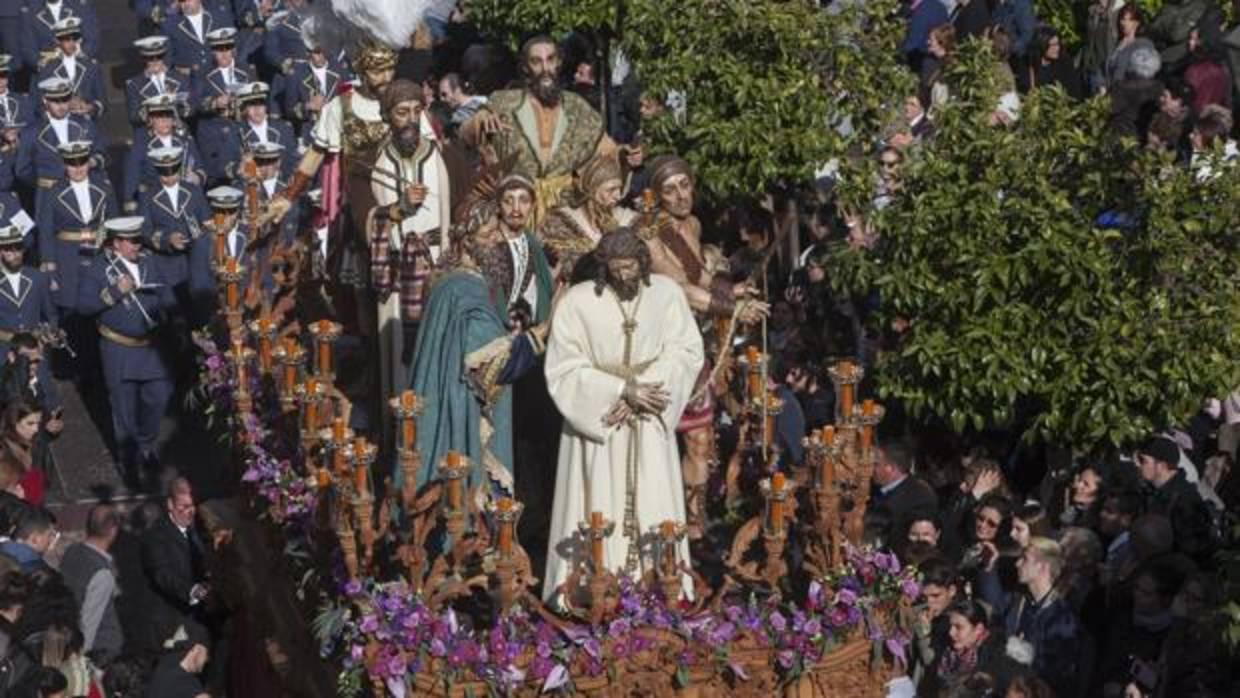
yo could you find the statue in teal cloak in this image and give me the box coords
[404,267,544,497]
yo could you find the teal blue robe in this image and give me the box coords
[406,270,516,494]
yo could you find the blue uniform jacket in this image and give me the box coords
[188,221,269,312]
[0,191,36,256]
[0,266,58,336]
[121,127,205,210]
[228,117,295,179]
[123,72,187,128]
[36,175,116,309]
[16,115,106,186]
[0,91,33,131]
[34,56,107,120]
[282,59,344,140]
[77,250,175,381]
[162,10,224,75]
[138,181,209,286]
[19,1,101,72]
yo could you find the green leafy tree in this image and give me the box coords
[831,41,1240,453]
[465,0,913,199]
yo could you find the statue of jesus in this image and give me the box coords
[542,228,704,604]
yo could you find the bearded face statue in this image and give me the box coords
[522,39,562,107]
[658,172,695,220]
[586,176,624,230]
[498,186,534,236]
[389,98,423,156]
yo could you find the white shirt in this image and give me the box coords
[222,64,236,87]
[118,255,142,285]
[61,54,78,82]
[261,177,277,199]
[311,65,329,95]
[151,71,166,94]
[69,179,92,222]
[48,115,70,144]
[162,184,180,211]
[4,270,21,297]
[156,134,173,149]
[46,0,63,22]
[248,118,269,144]
[186,11,204,43]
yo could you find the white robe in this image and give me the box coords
[543,274,704,602]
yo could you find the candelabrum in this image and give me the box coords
[759,473,791,590]
[804,427,843,571]
[296,378,327,453]
[486,497,530,616]
[307,319,342,383]
[648,520,688,605]
[248,313,278,376]
[827,360,865,425]
[437,451,471,557]
[388,390,424,512]
[213,257,246,333]
[559,512,619,625]
[349,437,378,572]
[846,400,885,546]
[228,340,256,417]
[273,338,306,413]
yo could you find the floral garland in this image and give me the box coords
[195,335,920,696]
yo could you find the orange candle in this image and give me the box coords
[259,337,272,373]
[497,498,514,555]
[316,468,330,488]
[401,417,415,451]
[590,511,604,567]
[354,463,367,492]
[862,399,875,416]
[447,450,462,467]
[317,342,331,376]
[821,452,836,489]
[770,472,786,535]
[861,424,874,452]
[447,477,462,511]
[232,341,246,387]
[213,230,226,262]
[822,425,835,446]
[660,520,676,538]
[304,392,318,432]
[283,362,296,395]
[838,361,854,416]
[746,346,762,398]
[332,417,345,443]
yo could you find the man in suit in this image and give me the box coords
[140,477,210,649]
[124,36,187,129]
[33,17,106,121]
[76,216,176,477]
[864,441,939,547]
[0,223,57,361]
[122,93,205,212]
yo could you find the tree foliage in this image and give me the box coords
[831,41,1240,453]
[466,0,914,199]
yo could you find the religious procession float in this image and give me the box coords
[187,2,921,697]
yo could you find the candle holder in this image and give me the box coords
[229,343,256,416]
[308,319,343,382]
[487,498,528,616]
[568,512,619,625]
[350,437,379,571]
[851,400,886,458]
[827,360,865,425]
[737,346,769,402]
[319,418,355,478]
[248,315,278,376]
[648,520,688,605]
[273,339,306,412]
[213,258,246,332]
[759,474,791,589]
[388,391,424,511]
[296,379,327,451]
[438,452,471,544]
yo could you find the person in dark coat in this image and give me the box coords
[952,0,991,41]
[1137,436,1216,563]
[864,442,939,547]
[144,630,209,698]
[920,599,1023,696]
[1022,26,1086,97]
[1107,44,1165,138]
[139,477,209,652]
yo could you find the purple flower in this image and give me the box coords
[836,588,857,607]
[768,611,787,633]
[429,638,446,657]
[359,614,378,633]
[900,578,921,600]
[803,618,821,636]
[541,664,569,692]
[777,649,797,669]
[608,618,632,637]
